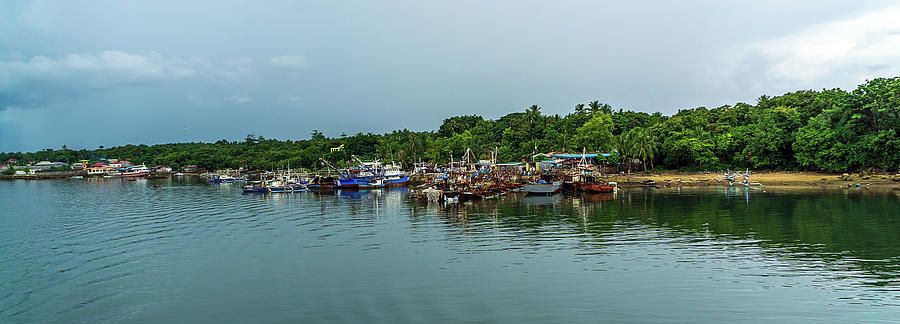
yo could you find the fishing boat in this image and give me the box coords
[523,181,562,195]
[121,165,150,178]
[318,157,363,190]
[579,178,618,193]
[267,179,306,193]
[580,181,617,193]
[382,162,409,187]
[357,178,386,189]
[307,176,339,190]
[208,174,247,183]
[242,181,270,193]
[523,174,562,195]
[336,176,361,189]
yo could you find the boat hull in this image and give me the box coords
[579,183,616,193]
[120,171,149,178]
[385,176,409,187]
[522,182,562,195]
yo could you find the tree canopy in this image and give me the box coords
[4,77,900,173]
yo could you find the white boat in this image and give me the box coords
[121,165,150,177]
[522,181,562,195]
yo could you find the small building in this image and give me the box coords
[154,165,173,173]
[496,162,526,172]
[109,160,132,168]
[183,165,204,172]
[30,161,55,171]
[73,160,90,170]
[86,167,108,176]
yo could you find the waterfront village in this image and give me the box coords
[0,149,776,202]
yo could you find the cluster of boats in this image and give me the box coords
[412,164,619,203]
[236,158,410,193]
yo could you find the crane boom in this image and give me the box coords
[319,158,345,176]
[351,155,381,177]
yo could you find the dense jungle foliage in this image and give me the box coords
[3,77,899,173]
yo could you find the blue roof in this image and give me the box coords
[549,153,611,159]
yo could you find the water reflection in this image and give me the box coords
[1,180,900,323]
[415,186,900,293]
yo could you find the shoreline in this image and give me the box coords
[607,171,900,188]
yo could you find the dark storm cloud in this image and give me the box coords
[1,0,899,151]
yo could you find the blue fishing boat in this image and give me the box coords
[242,182,269,193]
[307,176,339,190]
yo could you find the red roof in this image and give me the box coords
[0,164,8,167]
[91,162,107,167]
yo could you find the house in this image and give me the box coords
[0,164,8,171]
[154,165,173,173]
[109,160,132,168]
[183,165,204,172]
[331,144,344,153]
[73,160,90,170]
[30,161,55,171]
[86,167,108,176]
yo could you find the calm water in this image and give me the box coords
[2,178,900,323]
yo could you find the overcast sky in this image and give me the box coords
[2,0,900,152]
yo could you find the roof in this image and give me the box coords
[549,153,612,159]
[91,162,107,166]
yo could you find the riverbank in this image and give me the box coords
[607,171,900,188]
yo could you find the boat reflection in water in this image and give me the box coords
[3,181,900,323]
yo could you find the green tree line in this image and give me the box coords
[3,77,900,172]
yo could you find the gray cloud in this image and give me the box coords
[268,55,307,69]
[1,1,899,151]
[0,51,251,110]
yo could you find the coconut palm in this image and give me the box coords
[588,101,600,114]
[575,103,585,114]
[613,132,634,173]
[631,128,659,172]
[525,104,541,125]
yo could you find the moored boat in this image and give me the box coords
[523,180,562,195]
[307,176,339,190]
[121,165,150,177]
[580,182,617,193]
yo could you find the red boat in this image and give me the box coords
[579,182,617,193]
[573,174,618,193]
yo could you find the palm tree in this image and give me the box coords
[525,104,541,125]
[613,132,634,173]
[406,133,421,162]
[632,128,659,172]
[602,103,612,114]
[575,103,585,114]
[588,101,600,114]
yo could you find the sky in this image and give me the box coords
[2,0,900,152]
